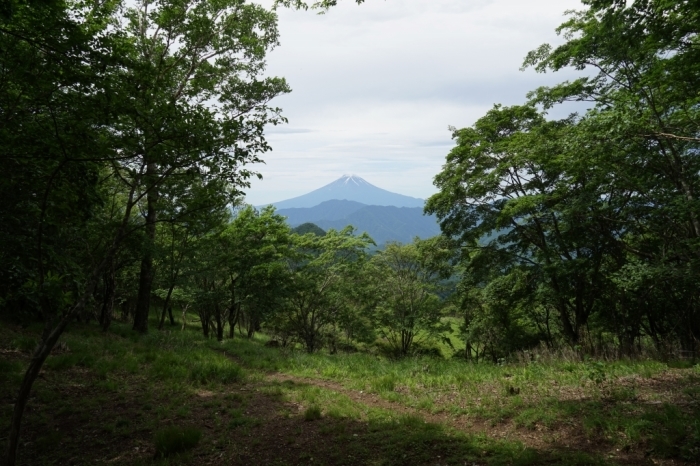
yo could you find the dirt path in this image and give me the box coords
[216,348,696,465]
[257,372,646,465]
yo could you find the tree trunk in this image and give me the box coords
[246,314,257,339]
[99,263,115,331]
[228,303,239,339]
[200,312,210,337]
[133,168,158,333]
[6,316,70,466]
[158,283,175,330]
[7,214,129,464]
[558,302,578,346]
[305,330,315,353]
[215,305,224,342]
[401,329,413,356]
[181,304,189,331]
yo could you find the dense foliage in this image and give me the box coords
[427,0,700,361]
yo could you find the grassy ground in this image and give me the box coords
[0,319,698,465]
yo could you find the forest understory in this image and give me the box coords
[1,320,698,466]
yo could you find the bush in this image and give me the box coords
[411,344,443,359]
[154,425,202,458]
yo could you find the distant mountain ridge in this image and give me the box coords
[276,200,367,224]
[269,175,424,209]
[277,200,440,245]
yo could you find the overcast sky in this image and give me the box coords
[244,0,586,206]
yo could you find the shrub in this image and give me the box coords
[412,344,443,359]
[153,425,202,458]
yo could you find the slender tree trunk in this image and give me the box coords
[246,315,257,339]
[5,176,140,465]
[557,300,578,345]
[133,166,158,333]
[99,263,115,331]
[215,304,224,342]
[6,316,70,466]
[228,303,239,339]
[401,329,413,356]
[158,283,176,330]
[181,304,189,331]
[200,312,210,337]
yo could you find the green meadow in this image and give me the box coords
[1,320,698,465]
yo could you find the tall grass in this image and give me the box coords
[218,331,700,460]
[35,322,246,388]
[154,425,202,458]
[3,317,698,463]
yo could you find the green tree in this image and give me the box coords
[1,0,291,461]
[0,1,127,462]
[153,182,232,331]
[292,222,326,237]
[283,227,374,352]
[427,105,624,346]
[274,0,365,10]
[116,0,289,333]
[221,205,294,339]
[523,0,700,351]
[371,238,450,356]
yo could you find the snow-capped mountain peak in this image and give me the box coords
[268,175,424,209]
[340,174,364,186]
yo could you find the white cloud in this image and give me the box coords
[245,0,587,205]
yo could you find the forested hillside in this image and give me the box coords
[1,0,699,465]
[426,1,700,359]
[278,200,441,245]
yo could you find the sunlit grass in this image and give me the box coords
[218,329,700,460]
[2,318,699,464]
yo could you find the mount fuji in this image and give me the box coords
[269,175,424,210]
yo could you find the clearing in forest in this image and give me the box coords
[1,322,699,466]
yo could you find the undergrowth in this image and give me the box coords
[1,319,698,464]
[154,425,202,458]
[217,331,700,461]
